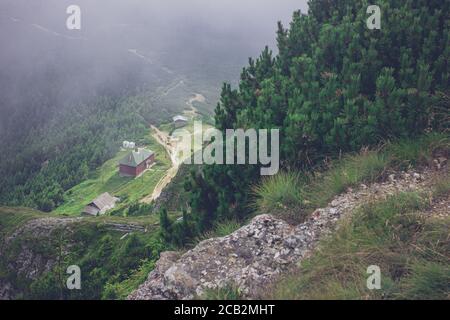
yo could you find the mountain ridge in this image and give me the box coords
[129,163,448,300]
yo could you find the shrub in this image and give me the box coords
[396,261,450,300]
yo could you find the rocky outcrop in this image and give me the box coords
[0,215,151,299]
[5,217,82,246]
[129,168,439,300]
[4,217,84,277]
[0,217,82,299]
[129,215,315,300]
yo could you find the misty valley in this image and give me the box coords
[0,0,449,304]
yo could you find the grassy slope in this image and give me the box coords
[254,133,449,222]
[53,134,171,216]
[253,133,450,300]
[202,134,449,300]
[269,183,450,300]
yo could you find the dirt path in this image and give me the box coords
[184,93,205,117]
[162,79,185,97]
[140,125,179,204]
[140,93,209,204]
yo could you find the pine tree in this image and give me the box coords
[184,0,450,240]
[159,207,172,242]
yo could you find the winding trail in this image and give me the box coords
[184,93,206,117]
[140,126,178,204]
[140,94,205,204]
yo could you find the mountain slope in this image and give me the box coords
[129,157,449,300]
[178,0,450,245]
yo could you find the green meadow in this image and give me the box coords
[53,134,171,216]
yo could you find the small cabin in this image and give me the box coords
[82,192,118,216]
[173,115,188,128]
[119,148,155,177]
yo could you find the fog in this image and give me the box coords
[1,1,308,42]
[0,0,308,139]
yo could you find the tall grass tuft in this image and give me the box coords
[191,219,243,246]
[212,220,242,238]
[432,173,450,199]
[396,261,450,300]
[386,132,449,169]
[200,285,243,300]
[253,134,449,223]
[252,172,304,222]
[252,151,389,223]
[304,151,388,209]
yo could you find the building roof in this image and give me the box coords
[82,205,99,216]
[90,192,118,210]
[173,115,188,122]
[119,148,154,168]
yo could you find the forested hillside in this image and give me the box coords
[164,0,450,243]
[0,95,151,211]
[0,0,278,212]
